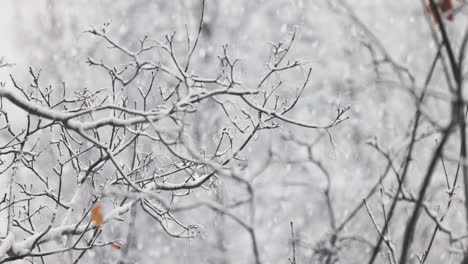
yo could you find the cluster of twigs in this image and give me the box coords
[0,1,348,263]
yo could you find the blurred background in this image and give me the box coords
[1,1,467,263]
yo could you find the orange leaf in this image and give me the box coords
[439,0,453,12]
[110,242,122,250]
[440,0,454,21]
[426,0,455,22]
[109,240,124,250]
[91,203,104,227]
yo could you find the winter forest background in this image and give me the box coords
[1,0,468,263]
